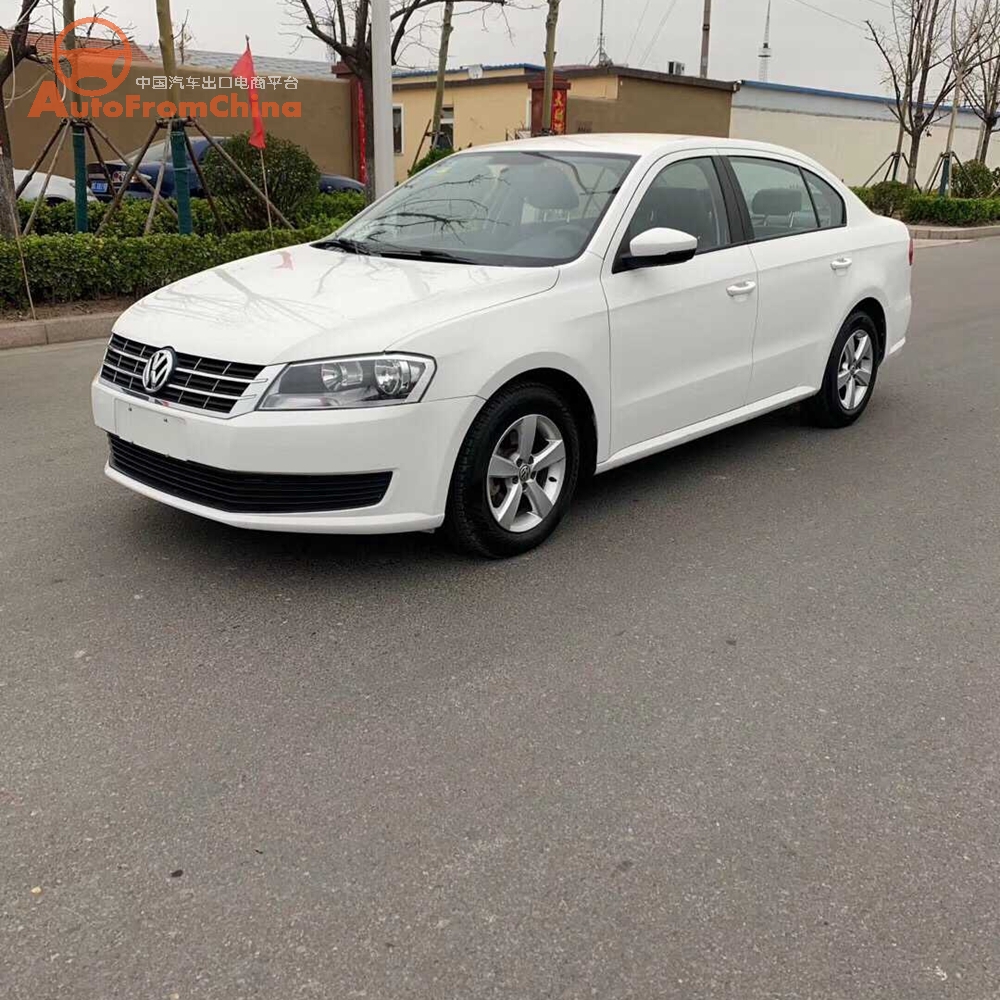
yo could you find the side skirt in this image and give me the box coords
[596,386,817,474]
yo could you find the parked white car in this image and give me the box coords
[92,135,911,557]
[14,168,96,204]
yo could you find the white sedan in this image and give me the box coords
[15,168,96,204]
[92,135,911,557]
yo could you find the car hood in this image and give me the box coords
[115,243,559,364]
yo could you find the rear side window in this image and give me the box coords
[730,157,818,240]
[626,156,731,252]
[803,170,846,228]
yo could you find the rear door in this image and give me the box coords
[722,153,860,403]
[602,153,759,455]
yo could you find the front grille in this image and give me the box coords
[109,435,392,514]
[100,334,265,415]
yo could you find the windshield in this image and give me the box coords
[335,150,637,266]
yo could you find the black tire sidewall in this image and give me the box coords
[816,312,880,426]
[447,384,581,557]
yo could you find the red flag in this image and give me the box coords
[231,44,266,150]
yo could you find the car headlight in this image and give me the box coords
[258,354,435,410]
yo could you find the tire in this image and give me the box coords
[805,310,881,428]
[444,382,581,558]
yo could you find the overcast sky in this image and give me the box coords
[9,0,892,96]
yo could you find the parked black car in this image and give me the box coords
[88,137,364,201]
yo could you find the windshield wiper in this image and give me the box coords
[312,237,377,256]
[373,246,477,265]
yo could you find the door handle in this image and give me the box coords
[727,280,757,297]
[831,257,853,271]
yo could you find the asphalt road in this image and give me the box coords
[2,239,999,1000]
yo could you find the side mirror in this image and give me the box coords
[616,227,698,272]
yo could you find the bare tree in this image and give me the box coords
[868,0,987,186]
[288,1,508,194]
[541,0,559,133]
[430,0,453,148]
[0,0,45,238]
[965,1,1000,159]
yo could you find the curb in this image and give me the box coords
[0,311,117,352]
[908,223,1000,240]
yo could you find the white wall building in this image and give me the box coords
[731,80,998,187]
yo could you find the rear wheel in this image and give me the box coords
[805,311,880,427]
[444,383,580,558]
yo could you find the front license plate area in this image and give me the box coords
[114,400,189,462]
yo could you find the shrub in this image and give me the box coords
[903,194,1000,226]
[408,147,452,176]
[950,159,999,199]
[866,180,915,217]
[295,190,366,227]
[202,132,320,230]
[16,191,364,238]
[0,226,335,308]
[851,186,876,209]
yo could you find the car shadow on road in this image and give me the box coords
[117,403,817,575]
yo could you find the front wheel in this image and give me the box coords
[805,311,880,428]
[444,382,581,558]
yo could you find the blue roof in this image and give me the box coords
[739,78,973,113]
[393,62,544,79]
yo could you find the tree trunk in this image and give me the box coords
[155,0,180,105]
[62,0,75,48]
[0,97,20,238]
[906,128,922,188]
[982,121,996,161]
[431,1,454,147]
[360,68,376,201]
[541,0,560,133]
[892,121,905,180]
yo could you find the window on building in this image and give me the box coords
[392,106,404,156]
[437,105,454,150]
[729,156,819,240]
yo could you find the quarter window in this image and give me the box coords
[803,170,846,228]
[626,157,731,253]
[730,157,818,240]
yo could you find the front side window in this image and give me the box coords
[730,157,819,240]
[336,150,636,266]
[625,156,731,252]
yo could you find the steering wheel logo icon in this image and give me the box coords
[52,17,133,98]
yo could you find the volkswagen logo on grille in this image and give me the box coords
[142,347,176,395]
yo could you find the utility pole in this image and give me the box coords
[700,0,712,77]
[431,1,454,148]
[542,0,560,133]
[371,0,395,196]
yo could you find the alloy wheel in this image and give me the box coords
[837,329,875,411]
[486,413,567,533]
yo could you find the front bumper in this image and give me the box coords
[92,378,482,534]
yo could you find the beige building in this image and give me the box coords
[391,63,740,182]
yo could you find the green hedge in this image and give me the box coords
[851,180,916,217]
[16,191,365,237]
[903,195,1000,226]
[0,223,349,307]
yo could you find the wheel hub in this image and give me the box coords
[486,413,567,534]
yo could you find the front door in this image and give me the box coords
[602,155,759,456]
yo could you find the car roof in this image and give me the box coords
[461,133,827,165]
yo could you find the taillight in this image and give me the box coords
[909,236,914,266]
